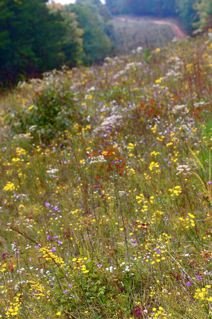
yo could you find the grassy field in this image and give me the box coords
[0,35,211,318]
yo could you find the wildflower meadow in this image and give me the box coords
[0,35,211,318]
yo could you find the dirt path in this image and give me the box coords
[153,19,187,39]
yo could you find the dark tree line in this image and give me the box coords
[106,0,177,17]
[0,0,112,86]
[0,0,66,85]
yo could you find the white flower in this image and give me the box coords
[88,155,106,165]
[176,164,191,175]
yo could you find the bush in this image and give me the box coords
[8,85,84,144]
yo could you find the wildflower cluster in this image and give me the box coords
[28,280,46,300]
[136,193,154,213]
[72,257,89,274]
[149,161,161,174]
[168,186,182,198]
[5,294,22,318]
[39,247,64,266]
[178,213,196,229]
[194,285,212,302]
[151,306,171,319]
[3,182,16,192]
[143,233,171,265]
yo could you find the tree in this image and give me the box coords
[0,0,65,86]
[49,3,84,67]
[176,0,198,32]
[195,0,212,30]
[106,0,177,16]
[61,11,84,66]
[68,1,112,64]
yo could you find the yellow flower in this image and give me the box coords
[156,135,165,142]
[3,182,16,192]
[127,143,135,151]
[28,280,46,299]
[168,186,182,198]
[27,105,35,111]
[39,247,64,266]
[151,306,171,318]
[5,293,22,318]
[16,147,27,157]
[149,161,161,174]
[155,48,161,53]
[194,285,211,302]
[155,77,163,84]
[179,213,196,229]
[56,311,62,316]
[0,262,7,273]
[150,151,160,157]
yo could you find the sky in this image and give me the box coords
[54,0,104,4]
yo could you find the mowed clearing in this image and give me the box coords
[111,16,187,53]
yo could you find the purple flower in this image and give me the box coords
[53,205,60,212]
[47,235,52,241]
[51,247,56,253]
[196,275,203,281]
[185,281,192,287]
[44,202,51,208]
[154,248,161,254]
[132,305,144,318]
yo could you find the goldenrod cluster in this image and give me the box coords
[40,247,64,266]
[5,293,22,318]
[144,233,171,265]
[0,262,7,273]
[3,182,16,192]
[127,142,136,157]
[72,257,89,274]
[168,185,182,198]
[136,193,154,213]
[149,161,161,174]
[151,306,171,318]
[28,280,46,300]
[179,213,196,229]
[194,285,212,302]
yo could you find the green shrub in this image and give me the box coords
[8,85,84,144]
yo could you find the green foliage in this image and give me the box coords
[59,11,84,67]
[106,0,177,16]
[195,0,212,30]
[68,1,113,64]
[0,0,114,86]
[8,84,84,144]
[176,0,198,32]
[0,0,66,86]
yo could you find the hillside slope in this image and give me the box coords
[0,36,211,318]
[111,16,187,53]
